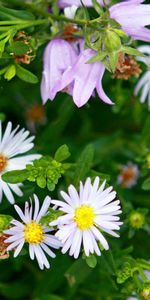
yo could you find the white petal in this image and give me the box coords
[14,241,24,257]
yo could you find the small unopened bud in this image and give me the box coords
[129,211,145,229]
[104,30,121,52]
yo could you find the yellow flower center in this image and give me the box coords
[74,205,95,230]
[0,154,8,173]
[24,222,43,244]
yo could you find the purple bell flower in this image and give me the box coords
[40,39,78,104]
[109,0,150,42]
[60,48,113,107]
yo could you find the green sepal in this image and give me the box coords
[86,51,107,64]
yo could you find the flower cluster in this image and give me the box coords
[4,177,122,268]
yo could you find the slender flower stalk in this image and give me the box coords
[50,177,122,258]
[4,195,60,269]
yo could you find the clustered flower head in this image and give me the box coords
[0,121,41,204]
[4,177,122,268]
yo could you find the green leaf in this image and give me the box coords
[74,144,94,185]
[41,208,63,226]
[36,176,47,188]
[65,258,92,287]
[85,254,97,268]
[4,64,16,80]
[0,6,34,21]
[0,112,6,121]
[0,214,13,232]
[92,0,104,14]
[142,177,150,191]
[16,64,38,84]
[108,51,119,73]
[7,41,30,55]
[86,51,107,64]
[122,46,145,57]
[54,144,71,162]
[2,169,29,183]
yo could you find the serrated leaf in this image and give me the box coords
[54,144,70,162]
[16,64,38,84]
[142,177,150,191]
[2,169,29,183]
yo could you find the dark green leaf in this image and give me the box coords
[7,41,30,55]
[74,144,94,185]
[2,169,29,183]
[85,255,97,268]
[16,64,38,84]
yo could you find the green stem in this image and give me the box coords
[0,19,48,32]
[137,259,150,271]
[0,20,27,25]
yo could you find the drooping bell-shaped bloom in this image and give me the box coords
[40,38,78,104]
[58,0,104,8]
[109,0,150,42]
[60,48,113,107]
[134,45,150,108]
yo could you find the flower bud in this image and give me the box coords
[104,30,121,52]
[129,211,145,229]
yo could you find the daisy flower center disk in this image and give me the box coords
[24,222,43,244]
[74,205,95,230]
[0,154,8,173]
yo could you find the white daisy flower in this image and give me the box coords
[50,177,122,259]
[0,121,41,204]
[4,194,60,270]
[134,45,150,109]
